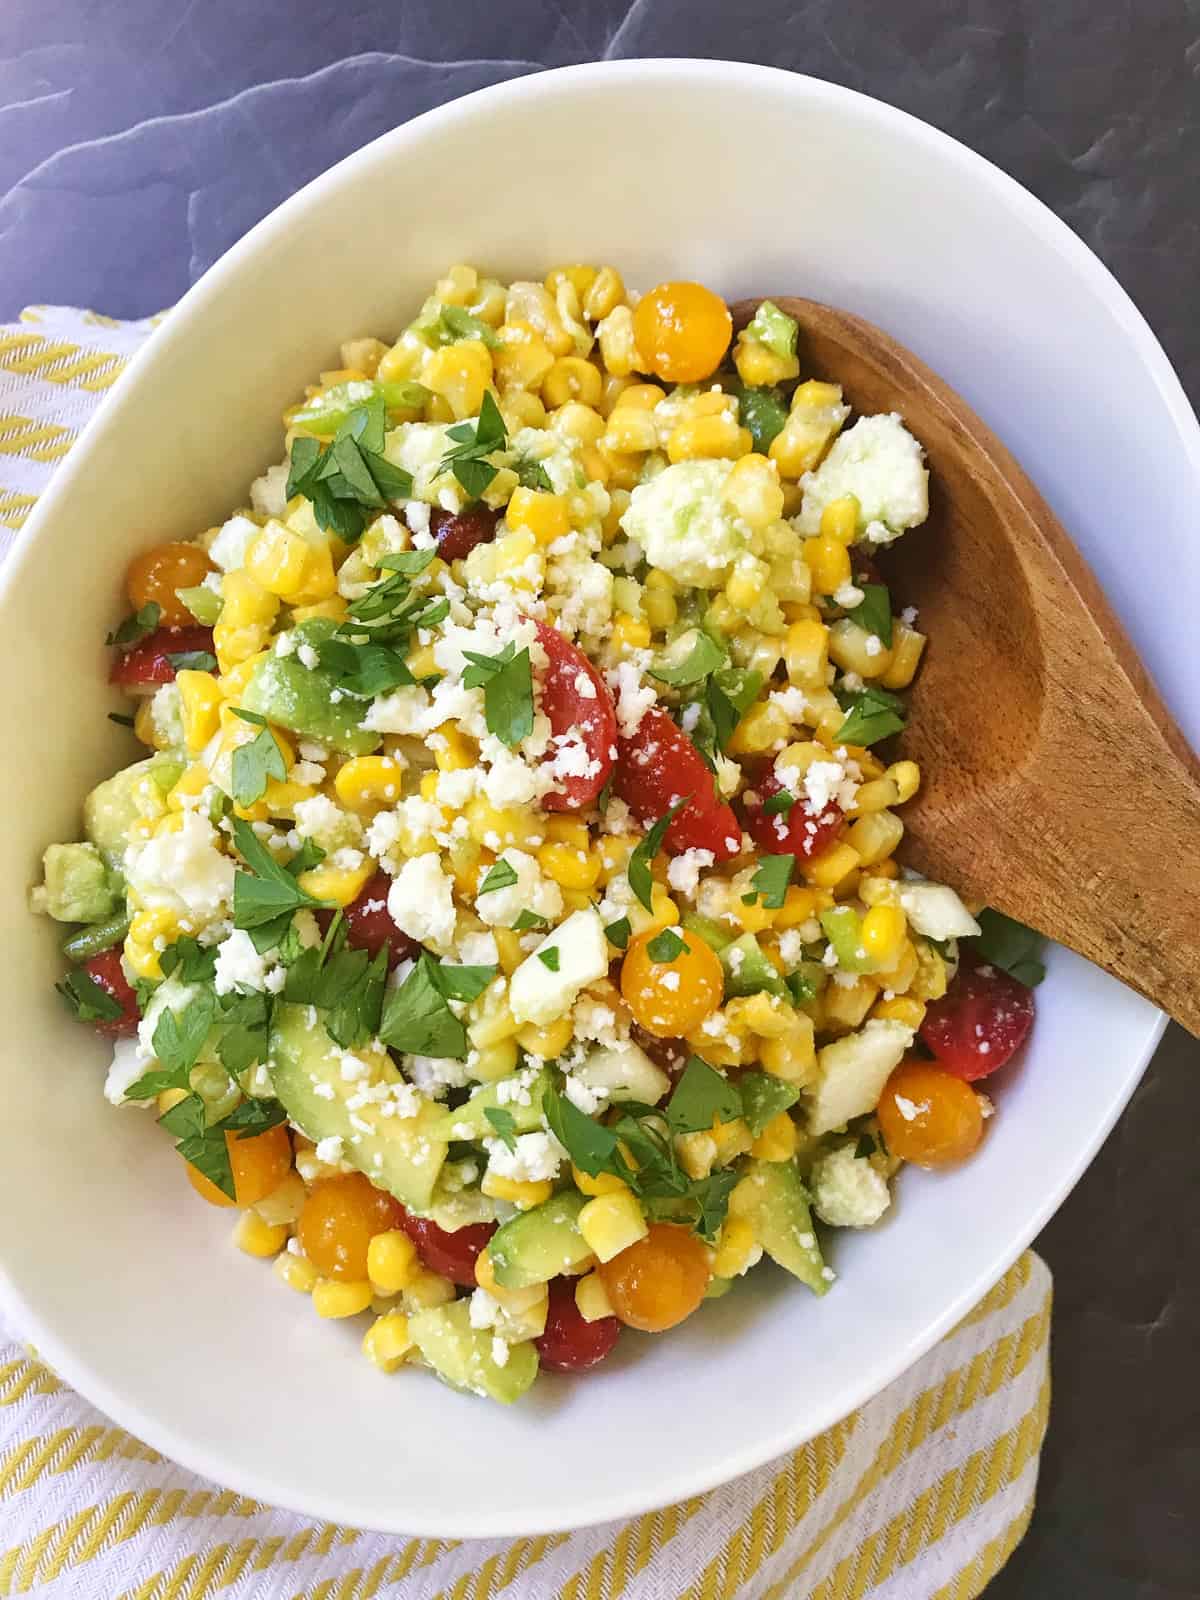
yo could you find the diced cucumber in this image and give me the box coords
[488,1191,591,1289]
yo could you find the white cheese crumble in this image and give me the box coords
[207,514,260,572]
[213,929,271,995]
[474,848,562,929]
[485,1129,567,1183]
[621,459,750,585]
[387,853,457,953]
[125,810,234,925]
[811,1143,892,1228]
[796,413,929,546]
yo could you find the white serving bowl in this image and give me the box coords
[0,61,1191,1538]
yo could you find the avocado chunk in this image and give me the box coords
[241,622,381,754]
[408,1299,538,1403]
[488,1191,591,1289]
[34,842,120,923]
[719,932,789,1000]
[84,753,185,860]
[682,911,734,953]
[426,1068,551,1144]
[736,1157,828,1295]
[269,1001,447,1210]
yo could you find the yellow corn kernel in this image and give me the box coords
[778,620,827,690]
[667,412,751,464]
[846,810,904,867]
[721,452,785,530]
[613,382,666,412]
[261,778,316,820]
[724,556,768,614]
[312,1278,373,1319]
[490,927,525,977]
[549,401,605,449]
[880,622,927,690]
[297,857,375,907]
[214,653,268,705]
[816,496,858,547]
[828,619,894,680]
[910,941,950,1003]
[545,264,597,302]
[537,840,602,893]
[867,857,902,883]
[758,1013,818,1084]
[887,760,921,804]
[572,1164,628,1199]
[772,884,832,929]
[804,536,852,597]
[424,339,493,420]
[434,263,478,305]
[221,569,279,628]
[491,526,543,588]
[516,1013,575,1060]
[850,777,900,816]
[334,755,404,814]
[877,935,919,995]
[232,1210,289,1259]
[538,817,585,852]
[404,643,439,681]
[541,355,603,411]
[403,1269,456,1311]
[596,305,638,377]
[213,618,270,672]
[803,840,862,889]
[501,390,547,433]
[246,521,314,597]
[873,994,927,1029]
[166,763,211,812]
[506,280,573,353]
[824,975,879,1031]
[860,904,908,969]
[610,612,652,653]
[579,1191,648,1262]
[249,1173,305,1229]
[599,374,635,418]
[471,1037,521,1080]
[770,381,848,478]
[574,1271,615,1322]
[152,811,186,838]
[274,1250,319,1294]
[493,320,556,391]
[130,697,161,750]
[362,1310,414,1372]
[751,1111,799,1163]
[723,994,790,1042]
[733,332,800,388]
[583,267,625,322]
[603,406,658,454]
[712,1214,762,1278]
[367,1230,420,1294]
[506,486,570,546]
[597,833,638,883]
[728,698,792,756]
[481,1172,554,1209]
[468,994,520,1053]
[174,670,222,753]
[464,797,540,851]
[426,725,473,775]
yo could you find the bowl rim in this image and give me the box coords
[0,57,1182,1536]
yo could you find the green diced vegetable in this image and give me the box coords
[292,379,428,437]
[61,910,132,963]
[176,584,222,625]
[731,383,789,454]
[819,905,875,974]
[745,300,799,360]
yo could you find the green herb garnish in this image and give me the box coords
[462,641,534,748]
[484,1106,519,1151]
[603,916,631,950]
[846,583,894,648]
[628,799,687,913]
[378,952,469,1059]
[742,854,794,910]
[972,909,1046,987]
[438,390,507,501]
[55,968,125,1024]
[834,685,907,747]
[478,859,519,896]
[646,927,688,963]
[106,602,161,648]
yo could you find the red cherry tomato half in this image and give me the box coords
[83,948,140,1037]
[740,761,846,860]
[396,1210,496,1287]
[920,958,1035,1081]
[321,871,419,969]
[533,619,619,811]
[108,625,215,688]
[614,708,741,861]
[535,1276,621,1373]
[430,506,500,563]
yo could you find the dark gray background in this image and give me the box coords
[2,4,1197,1594]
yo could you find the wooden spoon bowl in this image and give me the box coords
[731,296,1200,1035]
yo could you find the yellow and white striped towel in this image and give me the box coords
[0,307,1052,1600]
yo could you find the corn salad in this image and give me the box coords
[33,269,1039,1402]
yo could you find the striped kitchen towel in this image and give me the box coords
[0,307,1051,1599]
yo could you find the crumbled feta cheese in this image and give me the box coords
[361,685,430,736]
[811,1143,892,1228]
[387,854,457,952]
[207,514,260,572]
[250,463,290,519]
[667,848,715,899]
[485,1130,567,1183]
[406,1054,471,1095]
[213,928,270,995]
[315,1135,345,1165]
[621,459,750,585]
[104,1037,150,1107]
[292,795,363,854]
[125,810,235,925]
[796,414,929,546]
[606,659,658,739]
[474,848,562,929]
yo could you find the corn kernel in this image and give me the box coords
[667,412,751,463]
[880,623,927,690]
[507,486,571,546]
[494,320,556,391]
[610,613,652,654]
[759,1013,818,1083]
[850,777,900,816]
[887,760,921,804]
[804,537,852,597]
[733,333,800,389]
[713,1216,762,1280]
[769,381,848,478]
[481,1172,554,1209]
[246,521,313,598]
[334,755,404,814]
[465,796,541,851]
[800,840,860,890]
[750,1111,799,1163]
[403,1269,457,1311]
[824,976,879,1030]
[471,1037,521,1081]
[579,1191,648,1262]
[828,618,894,680]
[516,1014,575,1060]
[596,305,638,378]
[724,556,768,613]
[721,452,785,530]
[859,904,908,970]
[773,883,832,928]
[221,568,279,628]
[213,618,270,673]
[252,1172,306,1227]
[367,1229,420,1294]
[297,857,376,906]
[728,699,792,756]
[537,840,602,892]
[846,810,904,867]
[491,526,543,589]
[362,1309,414,1372]
[603,407,658,454]
[312,1278,373,1319]
[174,670,222,753]
[274,1250,319,1294]
[572,1164,628,1199]
[541,355,603,411]
[910,942,950,1002]
[424,339,493,420]
[873,994,927,1029]
[501,390,547,433]
[232,1210,289,1259]
[583,266,625,322]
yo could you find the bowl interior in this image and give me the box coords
[0,62,1179,1536]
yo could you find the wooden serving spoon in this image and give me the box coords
[731,296,1200,1037]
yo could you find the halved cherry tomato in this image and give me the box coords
[614,708,741,861]
[327,870,419,968]
[396,1210,496,1287]
[535,1276,620,1372]
[298,1173,407,1277]
[82,948,140,1037]
[740,760,846,860]
[533,618,618,811]
[186,1122,293,1209]
[431,506,500,562]
[920,957,1035,1081]
[108,625,215,689]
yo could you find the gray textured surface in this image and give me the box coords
[1,4,1198,1593]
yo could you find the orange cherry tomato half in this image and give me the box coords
[621,927,724,1037]
[296,1172,407,1280]
[599,1223,712,1332]
[876,1060,985,1168]
[185,1121,293,1209]
[126,541,215,627]
[633,282,733,384]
